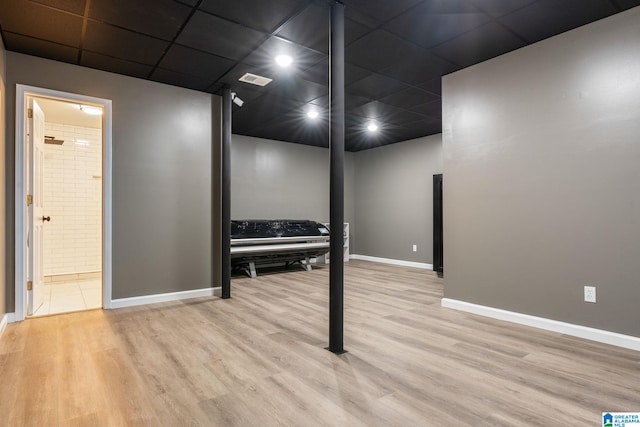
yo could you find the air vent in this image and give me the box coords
[238,73,273,87]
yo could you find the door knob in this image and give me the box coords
[43,216,51,222]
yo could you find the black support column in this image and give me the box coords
[221,86,232,299]
[328,0,345,354]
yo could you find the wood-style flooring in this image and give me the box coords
[0,260,638,426]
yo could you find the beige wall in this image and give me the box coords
[354,135,442,263]
[5,52,216,305]
[442,7,640,336]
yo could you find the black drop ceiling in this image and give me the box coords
[1,0,638,151]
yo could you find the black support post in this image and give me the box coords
[328,1,345,354]
[221,86,232,299]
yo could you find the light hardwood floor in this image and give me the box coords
[1,260,638,426]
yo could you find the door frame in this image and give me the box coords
[14,84,113,321]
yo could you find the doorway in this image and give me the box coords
[30,97,103,315]
[15,85,113,321]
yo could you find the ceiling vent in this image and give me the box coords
[238,73,273,87]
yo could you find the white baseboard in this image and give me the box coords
[0,313,13,340]
[441,298,640,352]
[110,287,221,309]
[350,254,433,270]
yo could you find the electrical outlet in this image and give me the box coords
[412,244,417,252]
[584,286,596,303]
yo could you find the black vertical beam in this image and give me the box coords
[433,174,444,277]
[221,87,232,299]
[328,1,345,354]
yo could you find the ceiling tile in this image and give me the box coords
[262,77,328,104]
[379,87,440,109]
[276,3,328,53]
[150,68,214,91]
[351,101,425,125]
[346,94,374,109]
[81,51,153,78]
[409,100,442,118]
[346,74,410,99]
[0,0,83,47]
[84,21,170,65]
[499,0,617,44]
[345,0,424,25]
[432,22,527,68]
[419,78,442,96]
[383,0,491,49]
[242,37,325,70]
[468,0,537,17]
[200,0,305,33]
[303,60,372,86]
[346,30,445,73]
[3,32,78,63]
[89,0,192,40]
[159,45,235,80]
[379,49,459,85]
[345,18,371,46]
[31,0,86,15]
[615,0,640,10]
[177,11,266,60]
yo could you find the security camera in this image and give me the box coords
[231,92,244,107]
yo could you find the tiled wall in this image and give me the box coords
[43,122,102,276]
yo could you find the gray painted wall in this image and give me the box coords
[231,134,356,235]
[0,39,6,318]
[353,135,442,263]
[442,7,640,337]
[5,52,215,306]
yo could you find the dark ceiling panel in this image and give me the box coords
[468,0,537,17]
[379,87,440,109]
[0,0,83,47]
[346,74,410,99]
[616,0,640,10]
[200,0,306,33]
[409,100,442,118]
[261,77,328,104]
[242,36,325,70]
[378,49,459,85]
[499,0,617,44]
[344,0,424,25]
[83,21,169,65]
[177,11,266,60]
[383,0,490,49]
[432,22,527,68]
[159,45,235,80]
[1,0,635,151]
[419,78,442,96]
[276,3,328,53]
[3,32,78,63]
[81,51,153,78]
[351,101,426,125]
[150,68,215,91]
[347,30,448,73]
[31,0,86,15]
[89,0,192,40]
[303,60,372,86]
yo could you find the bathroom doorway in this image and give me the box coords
[15,85,113,320]
[30,97,103,316]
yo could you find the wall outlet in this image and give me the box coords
[412,244,417,252]
[584,286,596,303]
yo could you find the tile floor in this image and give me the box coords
[32,279,102,316]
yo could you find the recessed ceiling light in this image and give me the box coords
[239,72,272,87]
[275,54,294,67]
[307,109,319,119]
[367,121,378,132]
[79,105,102,116]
